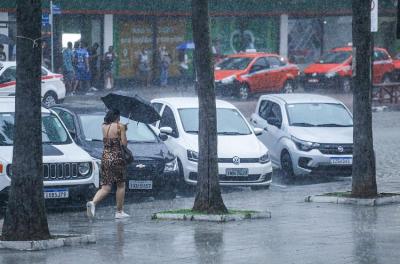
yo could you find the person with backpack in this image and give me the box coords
[72,41,91,94]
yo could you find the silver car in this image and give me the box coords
[250,94,353,178]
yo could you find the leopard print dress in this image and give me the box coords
[101,125,126,186]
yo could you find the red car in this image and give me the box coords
[303,46,395,92]
[214,52,300,100]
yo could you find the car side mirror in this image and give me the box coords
[160,127,173,135]
[159,133,168,141]
[68,130,77,140]
[253,127,263,136]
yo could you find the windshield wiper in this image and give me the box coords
[218,131,249,135]
[291,122,316,127]
[316,123,353,127]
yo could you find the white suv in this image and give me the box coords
[250,94,353,179]
[0,62,66,107]
[0,97,99,206]
[151,97,272,189]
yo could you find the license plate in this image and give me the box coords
[308,78,319,83]
[330,157,353,165]
[226,168,249,177]
[44,188,69,199]
[129,180,153,190]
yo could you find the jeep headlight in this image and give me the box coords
[187,150,199,162]
[325,71,338,78]
[221,75,237,84]
[78,162,91,176]
[164,158,178,172]
[292,136,320,151]
[259,152,270,164]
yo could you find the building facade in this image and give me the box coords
[0,0,398,80]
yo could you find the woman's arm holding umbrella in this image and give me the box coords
[119,123,128,146]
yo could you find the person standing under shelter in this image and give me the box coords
[89,42,100,90]
[104,46,116,90]
[159,46,171,87]
[73,41,91,94]
[138,48,151,87]
[0,44,6,61]
[62,42,75,95]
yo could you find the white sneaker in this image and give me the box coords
[86,201,95,218]
[89,87,98,91]
[115,211,130,219]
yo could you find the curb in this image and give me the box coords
[0,234,96,251]
[305,194,400,206]
[152,211,271,222]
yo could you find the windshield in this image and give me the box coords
[179,108,252,135]
[287,103,353,127]
[79,115,157,142]
[0,113,70,146]
[216,57,253,70]
[317,51,351,64]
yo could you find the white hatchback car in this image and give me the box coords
[250,94,353,178]
[151,97,272,188]
[0,62,66,107]
[0,97,99,207]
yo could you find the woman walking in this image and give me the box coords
[87,109,130,219]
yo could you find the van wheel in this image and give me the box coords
[238,83,250,100]
[281,81,294,93]
[281,151,295,180]
[43,92,58,107]
[341,78,351,93]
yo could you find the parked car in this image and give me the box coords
[0,62,66,107]
[151,97,273,189]
[250,94,353,179]
[392,53,400,81]
[302,46,395,92]
[214,52,300,100]
[50,105,179,199]
[0,97,99,207]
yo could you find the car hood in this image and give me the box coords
[304,63,347,74]
[184,133,267,157]
[214,70,247,81]
[82,140,174,162]
[289,126,353,144]
[0,144,94,164]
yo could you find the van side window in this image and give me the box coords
[159,106,179,138]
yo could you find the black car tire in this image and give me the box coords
[281,151,295,181]
[43,91,58,107]
[238,83,250,101]
[341,78,352,93]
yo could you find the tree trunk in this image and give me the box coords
[191,0,228,214]
[1,0,50,241]
[351,0,378,198]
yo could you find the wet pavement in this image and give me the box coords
[0,85,400,263]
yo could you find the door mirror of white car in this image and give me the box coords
[159,126,173,135]
[253,127,263,136]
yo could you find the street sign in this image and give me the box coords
[52,4,61,15]
[42,14,49,26]
[371,0,378,32]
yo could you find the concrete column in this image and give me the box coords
[104,14,113,53]
[279,14,289,58]
[0,12,9,60]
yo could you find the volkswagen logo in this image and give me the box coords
[337,146,344,153]
[232,156,240,165]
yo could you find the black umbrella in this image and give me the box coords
[0,34,14,45]
[101,92,160,124]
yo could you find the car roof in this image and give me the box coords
[226,52,280,59]
[152,97,237,109]
[0,96,51,113]
[259,93,343,104]
[332,46,387,53]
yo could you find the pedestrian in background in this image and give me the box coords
[86,109,130,219]
[72,41,91,94]
[178,49,190,87]
[104,46,116,89]
[62,42,75,95]
[89,42,100,91]
[138,48,151,87]
[159,46,171,87]
[0,44,6,61]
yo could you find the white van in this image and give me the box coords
[0,97,99,206]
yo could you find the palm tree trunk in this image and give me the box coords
[1,0,50,241]
[351,0,377,198]
[191,0,227,214]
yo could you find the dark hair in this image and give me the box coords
[104,109,120,125]
[67,42,72,48]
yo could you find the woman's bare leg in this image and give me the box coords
[116,182,126,212]
[92,185,112,205]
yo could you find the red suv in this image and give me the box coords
[303,46,395,92]
[214,52,300,100]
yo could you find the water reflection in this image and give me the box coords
[194,225,224,264]
[352,207,378,264]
